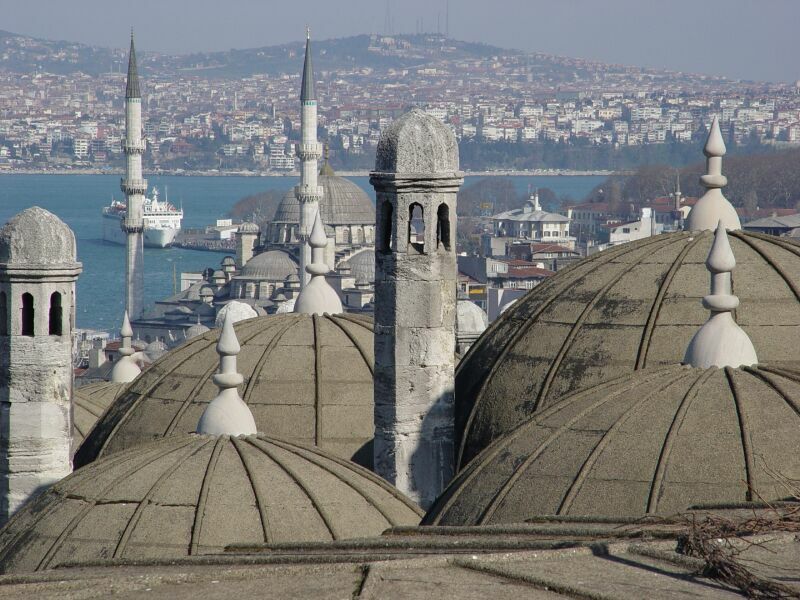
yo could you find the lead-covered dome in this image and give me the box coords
[274,171,375,226]
[239,249,298,280]
[456,230,800,469]
[0,206,78,266]
[427,363,800,525]
[75,313,376,469]
[72,382,126,453]
[0,433,422,573]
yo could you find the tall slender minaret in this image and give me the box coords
[295,28,323,289]
[121,31,146,318]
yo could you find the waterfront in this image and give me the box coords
[0,173,604,332]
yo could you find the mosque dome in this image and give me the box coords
[375,108,459,174]
[0,433,423,573]
[214,301,258,327]
[184,321,210,339]
[74,313,376,469]
[144,340,168,362]
[457,298,488,337]
[274,170,375,227]
[0,206,78,266]
[340,249,375,283]
[238,221,260,234]
[456,229,800,469]
[239,249,298,280]
[72,382,126,453]
[425,363,800,524]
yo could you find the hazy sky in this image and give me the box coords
[2,0,799,82]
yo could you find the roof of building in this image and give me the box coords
[744,213,800,230]
[74,313,376,470]
[0,433,422,574]
[338,249,375,283]
[457,299,488,337]
[455,229,800,470]
[428,364,800,524]
[238,249,298,280]
[491,205,570,224]
[0,206,78,267]
[72,381,126,453]
[273,174,375,227]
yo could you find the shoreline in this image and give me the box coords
[0,168,620,178]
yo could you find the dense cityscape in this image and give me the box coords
[2,30,800,174]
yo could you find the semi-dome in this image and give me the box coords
[426,363,800,525]
[239,249,298,280]
[0,206,78,266]
[456,229,800,469]
[0,433,423,573]
[374,108,459,174]
[74,313,376,469]
[72,381,126,452]
[273,171,375,226]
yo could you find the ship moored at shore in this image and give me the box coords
[102,187,183,248]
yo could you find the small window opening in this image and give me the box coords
[49,292,63,336]
[437,203,451,251]
[21,292,34,336]
[0,292,7,336]
[380,201,393,253]
[408,203,425,254]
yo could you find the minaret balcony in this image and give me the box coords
[296,142,322,160]
[123,141,146,155]
[294,184,323,203]
[121,178,148,195]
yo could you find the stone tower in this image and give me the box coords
[294,29,323,289]
[0,207,82,524]
[121,32,146,318]
[235,222,260,269]
[370,109,462,508]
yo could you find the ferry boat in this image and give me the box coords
[102,188,183,248]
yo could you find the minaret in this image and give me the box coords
[0,207,82,524]
[294,209,343,315]
[294,28,323,289]
[686,117,741,232]
[371,109,462,508]
[121,31,146,318]
[684,221,758,369]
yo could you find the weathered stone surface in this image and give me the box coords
[456,230,800,469]
[0,207,77,266]
[374,109,459,174]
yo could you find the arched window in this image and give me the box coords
[21,292,34,336]
[437,203,451,251]
[0,292,7,336]
[49,292,63,336]
[379,201,393,253]
[408,203,425,254]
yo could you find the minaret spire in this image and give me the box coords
[683,221,758,369]
[294,209,343,315]
[295,29,323,289]
[121,31,146,321]
[686,117,741,232]
[111,311,142,383]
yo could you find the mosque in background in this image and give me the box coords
[0,31,799,598]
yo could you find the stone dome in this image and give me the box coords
[74,313,376,469]
[340,249,375,283]
[426,363,800,525]
[238,221,260,234]
[274,173,375,226]
[0,206,78,266]
[0,433,423,573]
[144,340,168,362]
[456,230,800,469]
[214,301,258,327]
[239,249,298,280]
[457,299,488,336]
[185,321,210,339]
[72,382,126,453]
[374,109,459,174]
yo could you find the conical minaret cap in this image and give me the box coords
[111,310,142,383]
[294,209,343,316]
[125,30,141,99]
[300,29,315,102]
[683,222,757,369]
[686,117,740,232]
[196,311,257,436]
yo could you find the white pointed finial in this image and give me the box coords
[683,222,757,369]
[686,117,741,232]
[306,26,311,40]
[196,311,257,435]
[111,311,142,383]
[294,209,344,316]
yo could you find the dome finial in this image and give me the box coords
[686,116,740,232]
[294,209,344,315]
[683,221,757,369]
[111,311,142,383]
[196,311,257,435]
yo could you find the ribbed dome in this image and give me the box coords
[0,433,422,573]
[72,382,126,453]
[427,364,800,525]
[340,249,375,283]
[239,249,298,280]
[456,230,800,469]
[0,206,78,266]
[274,174,375,226]
[74,314,375,469]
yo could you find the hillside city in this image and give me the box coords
[2,30,800,174]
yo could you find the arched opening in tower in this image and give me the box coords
[21,292,34,337]
[380,201,393,253]
[437,203,451,251]
[409,203,425,254]
[49,292,63,336]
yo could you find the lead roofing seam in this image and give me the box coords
[240,314,301,405]
[724,367,755,502]
[327,314,375,373]
[189,435,227,555]
[312,314,323,445]
[730,231,800,303]
[230,435,273,544]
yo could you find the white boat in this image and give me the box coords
[102,188,183,248]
